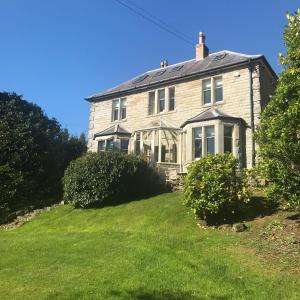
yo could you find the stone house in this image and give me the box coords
[86,32,277,175]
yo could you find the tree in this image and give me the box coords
[0,92,86,216]
[255,10,300,209]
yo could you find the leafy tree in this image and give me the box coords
[0,92,86,216]
[255,10,300,209]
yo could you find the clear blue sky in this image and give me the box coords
[1,0,299,136]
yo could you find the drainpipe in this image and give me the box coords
[248,60,255,166]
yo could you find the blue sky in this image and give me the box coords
[1,0,299,136]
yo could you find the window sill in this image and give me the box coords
[111,119,127,124]
[146,110,177,118]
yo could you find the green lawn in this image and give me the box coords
[0,193,299,300]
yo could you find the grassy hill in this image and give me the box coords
[0,193,299,299]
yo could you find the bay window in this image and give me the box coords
[193,127,202,159]
[206,126,215,154]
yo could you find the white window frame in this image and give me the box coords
[192,125,215,159]
[202,76,223,106]
[112,98,127,121]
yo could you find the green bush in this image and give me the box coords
[183,154,250,224]
[63,152,164,208]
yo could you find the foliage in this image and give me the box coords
[0,92,86,218]
[63,152,164,208]
[255,10,300,209]
[183,154,250,223]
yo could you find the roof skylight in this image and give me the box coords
[170,65,184,72]
[132,74,149,84]
[213,53,226,61]
[153,70,166,77]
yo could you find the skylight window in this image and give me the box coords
[132,74,148,84]
[153,70,166,77]
[170,65,184,72]
[213,53,226,61]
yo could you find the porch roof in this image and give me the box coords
[93,124,131,139]
[134,119,181,132]
[181,108,243,128]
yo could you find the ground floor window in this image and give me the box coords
[193,128,202,159]
[98,139,114,152]
[120,139,129,153]
[224,125,233,153]
[206,126,215,154]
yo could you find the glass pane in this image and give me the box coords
[113,109,119,121]
[98,141,105,152]
[206,126,215,137]
[203,90,211,104]
[215,87,223,102]
[161,145,166,162]
[169,87,175,111]
[158,89,165,112]
[224,137,232,153]
[113,99,119,109]
[120,139,129,153]
[207,138,215,154]
[203,79,211,89]
[154,146,159,162]
[106,139,114,151]
[215,77,222,87]
[193,127,202,138]
[121,98,126,108]
[224,126,232,137]
[148,92,155,115]
[121,108,126,119]
[171,144,177,163]
[194,139,202,158]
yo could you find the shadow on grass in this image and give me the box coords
[205,196,279,226]
[287,212,300,223]
[108,288,230,300]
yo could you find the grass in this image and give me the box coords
[0,193,299,300]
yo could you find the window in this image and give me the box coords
[98,139,114,152]
[120,139,129,153]
[161,145,166,162]
[135,132,141,155]
[169,87,175,111]
[112,99,119,121]
[148,91,155,115]
[158,89,165,112]
[193,127,202,159]
[121,98,126,119]
[206,126,215,154]
[112,98,127,121]
[215,77,223,102]
[203,79,211,104]
[106,139,114,151]
[98,140,106,153]
[171,144,177,163]
[224,126,233,153]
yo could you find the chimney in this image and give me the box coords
[196,32,209,60]
[160,60,168,68]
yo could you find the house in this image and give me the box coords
[86,32,277,175]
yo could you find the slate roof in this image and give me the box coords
[180,107,243,128]
[134,118,181,132]
[86,50,274,102]
[93,124,131,139]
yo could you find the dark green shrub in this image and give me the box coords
[183,154,250,224]
[63,152,164,208]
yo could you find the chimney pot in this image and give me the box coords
[160,60,168,68]
[196,31,209,61]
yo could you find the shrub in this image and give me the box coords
[183,154,250,224]
[63,152,164,208]
[0,92,86,220]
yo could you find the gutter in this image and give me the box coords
[248,60,255,166]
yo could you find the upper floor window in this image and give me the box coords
[148,91,155,115]
[113,99,119,121]
[215,77,223,102]
[203,79,211,105]
[169,87,175,111]
[224,125,233,153]
[148,86,175,115]
[202,77,223,105]
[158,89,165,113]
[112,98,126,121]
[121,98,127,119]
